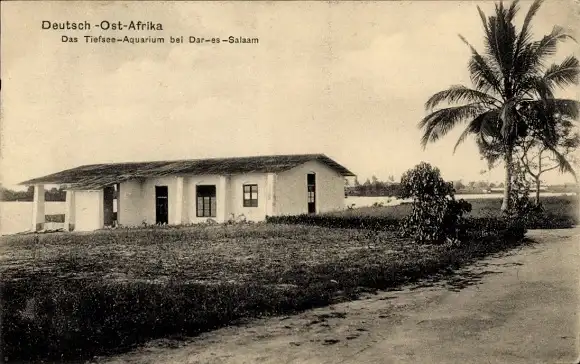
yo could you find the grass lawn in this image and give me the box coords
[1,220,527,362]
[0,225,406,284]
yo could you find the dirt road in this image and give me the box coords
[100,228,580,364]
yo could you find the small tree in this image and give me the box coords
[515,118,579,205]
[400,162,471,244]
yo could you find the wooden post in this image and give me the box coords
[31,184,45,232]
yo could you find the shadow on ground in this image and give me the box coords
[408,237,536,292]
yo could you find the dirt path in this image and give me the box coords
[98,228,580,364]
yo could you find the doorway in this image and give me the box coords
[103,186,115,227]
[307,173,316,214]
[155,186,169,224]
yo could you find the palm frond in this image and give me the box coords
[425,85,500,110]
[516,0,544,52]
[485,4,518,78]
[476,136,504,168]
[477,6,490,35]
[506,0,519,22]
[480,110,503,139]
[468,56,505,95]
[419,103,485,148]
[513,26,576,85]
[485,152,504,169]
[453,110,500,153]
[513,42,543,87]
[459,35,504,95]
[543,56,580,89]
[530,26,576,67]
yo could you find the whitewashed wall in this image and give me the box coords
[118,180,144,226]
[140,177,178,225]
[74,190,103,231]
[118,176,224,226]
[184,175,225,223]
[228,173,269,221]
[275,160,345,215]
[102,161,346,229]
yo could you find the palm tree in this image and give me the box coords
[419,0,579,211]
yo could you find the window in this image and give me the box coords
[243,184,258,207]
[196,185,216,217]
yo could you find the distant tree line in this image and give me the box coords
[345,176,402,197]
[344,175,503,197]
[452,180,578,194]
[0,186,67,202]
[452,180,504,193]
[346,176,577,197]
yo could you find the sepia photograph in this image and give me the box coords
[1,0,579,363]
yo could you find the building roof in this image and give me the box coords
[20,154,355,189]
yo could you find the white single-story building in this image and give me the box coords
[21,154,355,232]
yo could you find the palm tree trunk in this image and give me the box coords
[501,149,513,212]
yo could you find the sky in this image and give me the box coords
[1,0,579,190]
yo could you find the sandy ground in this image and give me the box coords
[98,228,580,364]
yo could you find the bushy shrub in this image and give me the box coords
[266,212,525,240]
[399,162,472,243]
[519,201,577,229]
